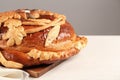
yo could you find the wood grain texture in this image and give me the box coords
[24,61,64,78]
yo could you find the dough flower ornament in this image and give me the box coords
[2,19,26,46]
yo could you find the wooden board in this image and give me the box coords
[24,61,64,78]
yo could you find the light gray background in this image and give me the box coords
[0,0,120,35]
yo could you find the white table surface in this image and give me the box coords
[30,36,120,80]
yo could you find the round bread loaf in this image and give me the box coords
[0,9,87,68]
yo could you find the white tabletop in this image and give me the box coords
[30,36,120,80]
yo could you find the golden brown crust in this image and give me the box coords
[0,9,87,68]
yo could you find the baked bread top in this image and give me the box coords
[0,9,87,68]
